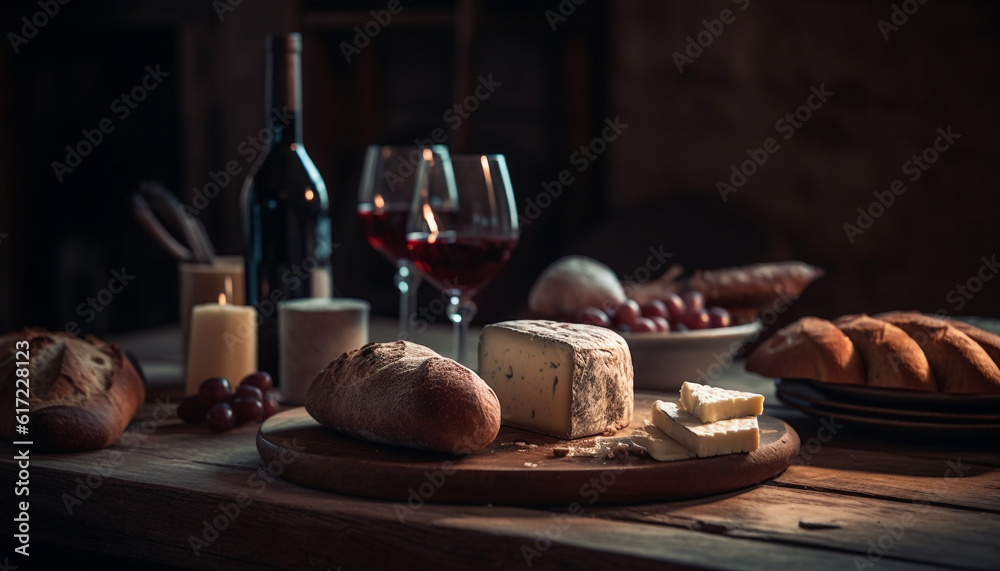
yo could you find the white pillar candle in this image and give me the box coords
[185,295,258,395]
[279,298,369,404]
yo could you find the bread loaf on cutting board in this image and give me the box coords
[306,341,501,453]
[0,328,146,451]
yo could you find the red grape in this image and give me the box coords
[198,377,232,405]
[681,291,704,314]
[640,299,668,319]
[651,316,671,332]
[207,402,235,433]
[707,307,731,328]
[611,300,641,328]
[632,317,657,333]
[615,324,633,334]
[684,308,712,330]
[262,394,279,420]
[235,385,264,401]
[661,293,686,325]
[576,307,611,328]
[240,372,273,394]
[177,395,209,424]
[232,396,264,423]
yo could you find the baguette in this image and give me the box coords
[0,328,146,452]
[833,314,937,392]
[746,317,866,384]
[875,312,1000,394]
[306,341,501,454]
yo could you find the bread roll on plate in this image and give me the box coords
[833,314,937,392]
[875,311,1000,394]
[306,341,501,454]
[746,317,865,384]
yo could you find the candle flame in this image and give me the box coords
[218,292,227,305]
[373,194,385,209]
[305,189,315,201]
[423,203,439,244]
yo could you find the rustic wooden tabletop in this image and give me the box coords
[3,319,998,570]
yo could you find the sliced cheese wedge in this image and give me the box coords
[680,381,764,423]
[630,425,696,462]
[651,400,759,458]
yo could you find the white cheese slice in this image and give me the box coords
[629,425,696,462]
[651,400,759,458]
[478,320,633,439]
[679,381,764,423]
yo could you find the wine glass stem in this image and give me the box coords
[395,260,421,340]
[448,294,477,365]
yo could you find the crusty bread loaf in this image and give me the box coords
[685,261,824,308]
[832,314,937,392]
[946,319,1000,369]
[0,328,146,451]
[746,317,866,385]
[875,312,1000,394]
[306,341,501,453]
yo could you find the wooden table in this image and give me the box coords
[3,320,998,570]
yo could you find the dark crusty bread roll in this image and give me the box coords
[832,315,937,392]
[746,317,866,385]
[306,341,501,453]
[875,312,1000,394]
[0,328,146,451]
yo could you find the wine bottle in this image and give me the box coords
[241,33,333,384]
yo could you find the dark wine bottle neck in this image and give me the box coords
[265,34,303,145]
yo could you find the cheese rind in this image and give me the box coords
[679,381,764,423]
[629,425,696,461]
[478,320,633,439]
[651,400,759,458]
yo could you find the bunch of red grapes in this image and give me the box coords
[177,372,279,433]
[576,291,731,334]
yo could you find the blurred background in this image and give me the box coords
[1,0,998,336]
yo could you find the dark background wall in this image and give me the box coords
[0,0,998,336]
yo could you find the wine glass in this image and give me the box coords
[407,151,520,364]
[358,145,450,339]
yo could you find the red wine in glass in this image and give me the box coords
[357,204,411,263]
[406,232,518,299]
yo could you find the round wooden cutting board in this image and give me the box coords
[256,394,800,505]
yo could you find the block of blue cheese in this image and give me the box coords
[478,320,633,439]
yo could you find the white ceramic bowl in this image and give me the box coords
[620,321,764,392]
